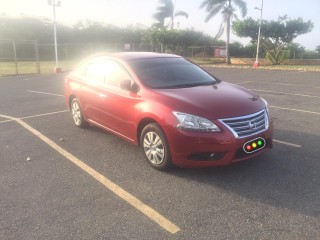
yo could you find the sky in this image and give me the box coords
[1,0,319,50]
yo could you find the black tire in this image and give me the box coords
[140,123,173,171]
[70,98,87,128]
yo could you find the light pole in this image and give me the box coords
[253,0,263,68]
[48,0,61,73]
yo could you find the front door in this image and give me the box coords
[90,59,140,142]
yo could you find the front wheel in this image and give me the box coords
[71,98,87,128]
[140,123,173,171]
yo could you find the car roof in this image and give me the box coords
[92,52,181,61]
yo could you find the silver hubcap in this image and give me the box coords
[72,101,81,125]
[143,132,165,165]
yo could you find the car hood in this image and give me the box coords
[152,82,265,119]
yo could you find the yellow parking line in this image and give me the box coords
[0,114,181,234]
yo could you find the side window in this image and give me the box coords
[85,61,107,84]
[71,62,86,79]
[104,61,132,87]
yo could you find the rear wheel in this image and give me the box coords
[140,123,173,171]
[71,98,87,128]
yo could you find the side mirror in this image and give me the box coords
[120,79,139,93]
[131,82,140,93]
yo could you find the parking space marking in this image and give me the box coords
[26,90,64,97]
[273,139,302,148]
[249,89,320,99]
[250,81,320,89]
[0,113,181,235]
[21,110,69,120]
[270,106,320,115]
[22,75,54,81]
[234,81,252,85]
[0,110,69,124]
[0,119,13,123]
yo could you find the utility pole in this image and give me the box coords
[48,0,62,73]
[253,0,263,68]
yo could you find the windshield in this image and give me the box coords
[128,57,217,89]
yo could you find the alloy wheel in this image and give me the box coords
[143,131,165,165]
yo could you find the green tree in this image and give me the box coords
[233,16,313,64]
[145,29,214,47]
[200,0,247,64]
[302,50,320,59]
[287,43,305,59]
[153,0,189,30]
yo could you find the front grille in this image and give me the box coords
[219,109,268,138]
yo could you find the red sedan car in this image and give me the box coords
[65,52,273,170]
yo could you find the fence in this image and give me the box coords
[0,40,216,75]
[36,43,214,61]
[0,40,40,75]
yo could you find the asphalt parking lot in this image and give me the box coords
[1,68,320,239]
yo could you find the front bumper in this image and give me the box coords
[165,120,273,168]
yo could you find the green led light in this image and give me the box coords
[258,140,263,146]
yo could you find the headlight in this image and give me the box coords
[261,98,269,114]
[261,98,270,129]
[173,112,221,132]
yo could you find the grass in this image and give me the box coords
[1,59,320,76]
[0,61,77,75]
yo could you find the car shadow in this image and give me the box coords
[170,129,320,219]
[70,122,320,219]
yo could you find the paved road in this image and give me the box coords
[1,68,320,239]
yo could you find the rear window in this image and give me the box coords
[128,57,216,89]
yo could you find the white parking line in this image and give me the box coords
[0,110,69,123]
[273,139,302,148]
[22,75,56,81]
[250,81,320,89]
[26,90,64,97]
[234,81,252,85]
[21,110,69,120]
[0,119,13,123]
[0,113,181,234]
[270,106,320,115]
[249,89,320,99]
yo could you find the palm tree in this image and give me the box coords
[200,0,247,64]
[153,0,189,30]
